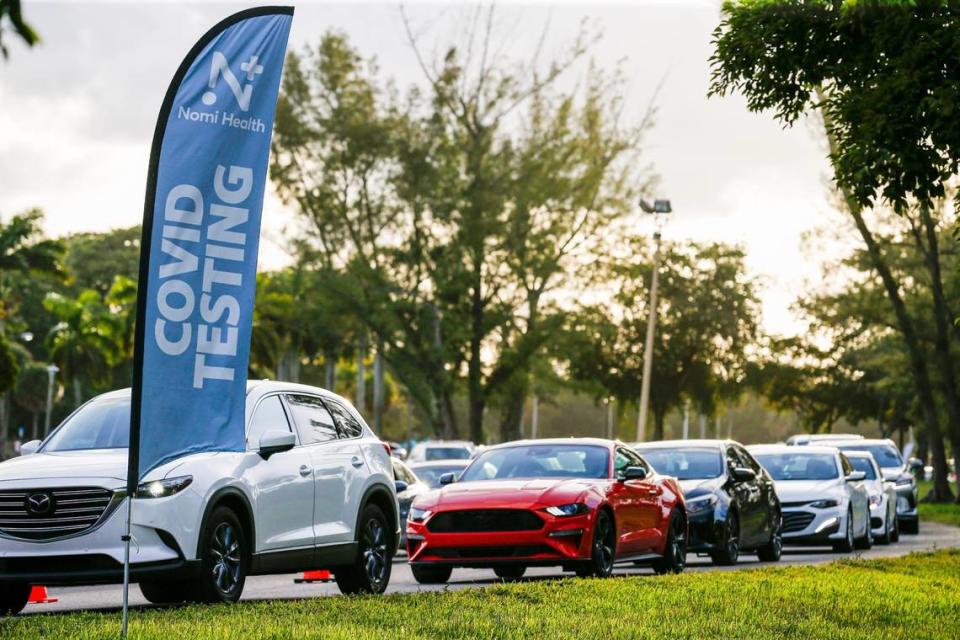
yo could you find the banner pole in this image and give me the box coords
[121,495,133,639]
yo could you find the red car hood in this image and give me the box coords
[429,478,599,510]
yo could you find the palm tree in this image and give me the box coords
[44,290,120,408]
[0,209,62,451]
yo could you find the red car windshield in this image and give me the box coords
[459,444,609,481]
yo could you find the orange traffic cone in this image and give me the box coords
[294,569,332,584]
[27,586,58,604]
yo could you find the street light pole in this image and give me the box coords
[44,364,59,436]
[636,199,671,442]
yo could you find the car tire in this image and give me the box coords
[710,512,740,566]
[832,508,855,553]
[756,513,782,562]
[890,514,901,542]
[335,504,393,595]
[900,517,919,535]
[652,509,687,575]
[493,565,526,581]
[854,507,873,550]
[410,564,453,584]
[139,580,195,605]
[575,509,616,578]
[193,506,248,604]
[0,582,30,616]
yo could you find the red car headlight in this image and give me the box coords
[545,503,589,517]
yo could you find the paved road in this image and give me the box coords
[22,522,960,615]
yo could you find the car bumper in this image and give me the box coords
[0,494,195,586]
[406,511,592,567]
[894,484,918,522]
[781,506,845,545]
[686,509,723,552]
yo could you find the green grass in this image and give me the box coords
[4,551,960,640]
[917,480,960,527]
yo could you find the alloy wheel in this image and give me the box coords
[594,512,615,574]
[670,516,687,570]
[725,516,740,561]
[362,517,389,590]
[210,522,242,595]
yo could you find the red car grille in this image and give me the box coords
[431,545,556,559]
[427,509,544,533]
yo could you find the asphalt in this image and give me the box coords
[20,521,960,615]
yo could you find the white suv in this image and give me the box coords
[0,381,399,615]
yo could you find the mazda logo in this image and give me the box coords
[25,492,55,516]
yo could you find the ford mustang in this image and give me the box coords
[405,439,686,583]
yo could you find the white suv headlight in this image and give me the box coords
[136,475,193,498]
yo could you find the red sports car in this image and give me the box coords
[405,438,687,583]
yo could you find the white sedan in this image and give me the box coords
[748,445,871,553]
[845,450,899,544]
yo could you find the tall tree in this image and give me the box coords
[710,0,960,501]
[563,241,760,440]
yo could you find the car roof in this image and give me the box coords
[482,437,616,451]
[748,444,840,456]
[416,441,475,447]
[829,438,896,447]
[408,460,469,468]
[632,439,727,449]
[842,450,875,459]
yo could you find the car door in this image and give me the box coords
[283,393,355,546]
[244,394,316,552]
[732,445,767,546]
[610,447,662,555]
[840,453,868,536]
[324,397,371,544]
[739,445,778,544]
[724,446,762,546]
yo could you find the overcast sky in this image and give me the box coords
[0,0,844,336]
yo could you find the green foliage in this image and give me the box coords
[62,226,140,295]
[0,0,38,60]
[4,550,960,639]
[13,360,49,413]
[272,23,649,440]
[0,335,17,394]
[710,0,960,211]
[563,241,760,439]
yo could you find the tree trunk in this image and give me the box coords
[653,409,666,441]
[373,345,384,434]
[0,392,7,458]
[73,376,82,411]
[355,333,367,413]
[916,206,960,502]
[819,108,953,501]
[498,387,526,443]
[324,348,337,391]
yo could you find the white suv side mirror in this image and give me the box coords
[845,470,866,482]
[20,440,41,456]
[258,430,296,459]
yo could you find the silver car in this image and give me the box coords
[749,445,872,553]
[844,450,899,544]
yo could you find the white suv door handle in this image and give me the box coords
[299,465,312,477]
[351,456,364,468]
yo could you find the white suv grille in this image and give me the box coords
[0,487,117,541]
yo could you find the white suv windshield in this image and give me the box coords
[43,396,131,452]
[836,444,902,469]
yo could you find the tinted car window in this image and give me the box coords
[847,456,878,480]
[640,448,723,480]
[424,447,472,461]
[753,453,840,481]
[247,395,292,449]
[43,396,130,452]
[835,444,902,469]
[735,446,763,474]
[461,445,609,481]
[326,400,364,438]
[284,394,338,444]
